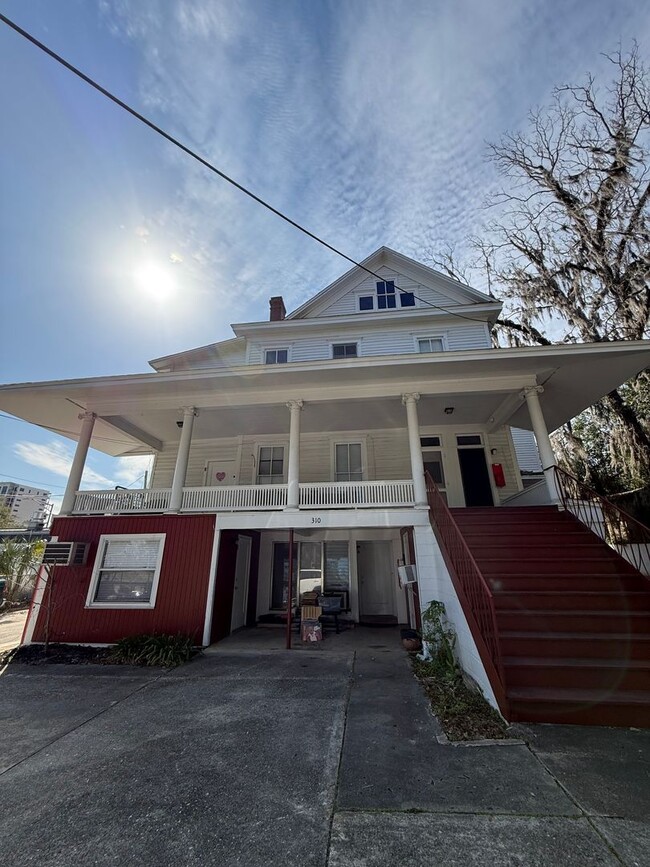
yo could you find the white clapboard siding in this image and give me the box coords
[150,438,240,488]
[246,323,490,367]
[486,427,522,501]
[319,267,463,317]
[510,427,543,472]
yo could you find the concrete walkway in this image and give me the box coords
[0,635,648,866]
[0,607,28,652]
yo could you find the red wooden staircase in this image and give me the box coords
[451,505,650,727]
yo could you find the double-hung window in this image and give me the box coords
[332,343,357,359]
[335,443,363,481]
[257,446,284,484]
[265,348,288,364]
[376,280,396,309]
[86,534,165,608]
[418,337,445,353]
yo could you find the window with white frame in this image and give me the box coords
[257,446,285,483]
[332,343,358,359]
[265,348,288,364]
[86,534,165,608]
[335,442,363,481]
[359,281,416,312]
[417,337,445,353]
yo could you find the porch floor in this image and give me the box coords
[207,624,404,653]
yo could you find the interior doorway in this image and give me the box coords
[457,436,493,507]
[357,541,396,623]
[230,535,252,632]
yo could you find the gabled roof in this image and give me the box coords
[286,246,497,319]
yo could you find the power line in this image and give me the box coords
[0,472,65,490]
[0,12,494,327]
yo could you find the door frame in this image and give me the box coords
[356,540,396,619]
[230,534,252,632]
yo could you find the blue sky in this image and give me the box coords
[0,0,648,515]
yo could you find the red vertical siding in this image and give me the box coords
[33,514,216,644]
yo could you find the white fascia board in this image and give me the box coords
[231,303,503,338]
[1,339,648,396]
[148,336,244,371]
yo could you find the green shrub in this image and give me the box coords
[110,633,195,667]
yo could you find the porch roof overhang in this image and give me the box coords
[0,340,647,457]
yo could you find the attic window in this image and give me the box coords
[332,343,358,359]
[359,295,374,311]
[377,280,396,309]
[265,349,288,364]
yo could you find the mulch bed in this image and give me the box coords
[412,657,509,742]
[0,643,113,666]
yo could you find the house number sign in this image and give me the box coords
[311,517,322,524]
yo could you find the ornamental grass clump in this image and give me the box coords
[110,633,195,668]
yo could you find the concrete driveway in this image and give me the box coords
[0,638,648,866]
[0,607,28,652]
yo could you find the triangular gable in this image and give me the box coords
[287,247,496,319]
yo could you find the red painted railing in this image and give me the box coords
[553,466,650,577]
[425,472,508,713]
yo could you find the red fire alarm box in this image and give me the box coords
[492,463,506,487]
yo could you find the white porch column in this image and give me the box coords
[403,392,428,508]
[60,412,97,516]
[286,400,304,510]
[521,386,559,503]
[168,407,197,513]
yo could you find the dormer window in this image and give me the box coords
[265,348,288,364]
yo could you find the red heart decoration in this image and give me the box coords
[216,472,226,481]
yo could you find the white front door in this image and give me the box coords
[230,535,252,632]
[206,460,238,487]
[357,541,395,617]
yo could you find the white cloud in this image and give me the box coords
[114,455,154,487]
[13,441,115,489]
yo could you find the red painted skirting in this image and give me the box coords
[32,514,216,644]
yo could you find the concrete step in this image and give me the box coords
[507,686,650,727]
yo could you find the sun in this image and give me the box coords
[133,261,175,301]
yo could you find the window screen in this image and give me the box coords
[92,537,163,605]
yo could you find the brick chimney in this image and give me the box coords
[269,296,286,321]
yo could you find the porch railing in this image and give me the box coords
[299,479,415,508]
[553,465,650,577]
[73,488,172,514]
[425,471,508,714]
[182,484,287,512]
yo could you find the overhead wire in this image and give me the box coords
[0,12,496,327]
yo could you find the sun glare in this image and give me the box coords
[133,261,175,301]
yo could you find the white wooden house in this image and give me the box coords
[2,247,649,725]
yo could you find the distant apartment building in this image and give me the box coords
[0,482,50,526]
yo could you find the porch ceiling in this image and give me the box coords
[0,341,647,456]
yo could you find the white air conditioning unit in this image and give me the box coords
[398,564,418,587]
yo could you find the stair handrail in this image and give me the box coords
[552,465,650,577]
[424,471,508,711]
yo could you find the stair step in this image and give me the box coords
[479,557,639,576]
[507,686,650,727]
[494,591,650,611]
[497,610,650,634]
[500,631,650,660]
[503,657,650,691]
[488,575,646,592]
